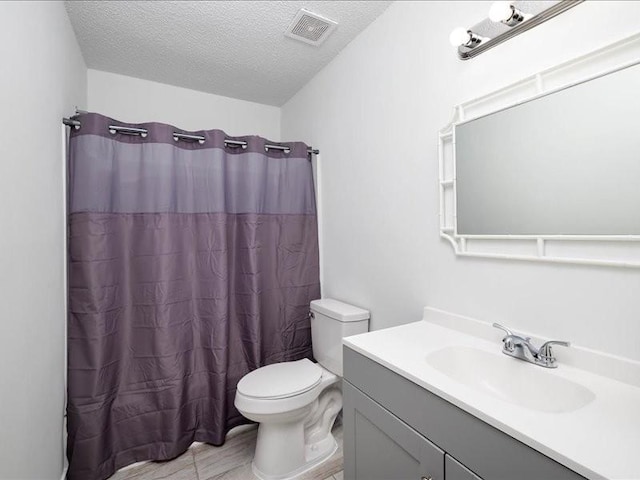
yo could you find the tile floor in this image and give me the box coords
[108,423,344,480]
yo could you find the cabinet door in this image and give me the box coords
[344,381,444,480]
[445,455,483,480]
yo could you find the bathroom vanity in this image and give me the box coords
[342,308,640,480]
[342,348,583,480]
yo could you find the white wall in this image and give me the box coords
[282,1,640,361]
[0,2,87,478]
[88,69,281,140]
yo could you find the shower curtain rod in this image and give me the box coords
[62,115,320,155]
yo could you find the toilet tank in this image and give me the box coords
[310,298,369,377]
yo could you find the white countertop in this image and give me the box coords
[343,307,640,480]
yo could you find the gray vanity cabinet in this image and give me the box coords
[445,456,481,480]
[343,381,444,480]
[343,346,587,480]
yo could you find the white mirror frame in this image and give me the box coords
[439,33,640,268]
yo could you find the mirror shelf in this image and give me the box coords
[439,32,640,268]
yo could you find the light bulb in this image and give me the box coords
[449,27,471,47]
[489,1,515,23]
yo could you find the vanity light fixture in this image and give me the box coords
[488,1,527,26]
[448,27,485,48]
[450,0,583,60]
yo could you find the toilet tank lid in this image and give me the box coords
[310,298,370,322]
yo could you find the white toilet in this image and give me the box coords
[234,298,369,480]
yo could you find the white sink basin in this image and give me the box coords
[425,346,595,413]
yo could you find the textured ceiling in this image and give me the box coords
[65,1,392,106]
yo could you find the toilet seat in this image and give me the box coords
[237,359,322,400]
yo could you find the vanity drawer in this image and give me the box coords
[343,346,586,480]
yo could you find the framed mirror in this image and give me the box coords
[439,33,640,267]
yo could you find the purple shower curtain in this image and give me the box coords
[66,113,320,480]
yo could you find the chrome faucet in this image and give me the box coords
[492,323,570,368]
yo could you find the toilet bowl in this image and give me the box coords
[235,359,342,479]
[234,299,369,480]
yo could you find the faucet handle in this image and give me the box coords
[539,340,570,360]
[536,340,571,367]
[493,323,517,352]
[492,323,513,336]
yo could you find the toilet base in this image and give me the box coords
[251,433,338,480]
[236,368,343,480]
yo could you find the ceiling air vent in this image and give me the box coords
[285,8,338,46]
